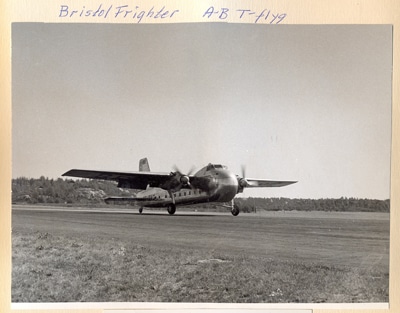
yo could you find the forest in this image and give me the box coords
[12,176,390,213]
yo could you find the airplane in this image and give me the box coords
[62,158,297,216]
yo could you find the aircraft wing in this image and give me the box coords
[245,179,297,188]
[62,169,176,190]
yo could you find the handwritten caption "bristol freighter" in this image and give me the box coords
[59,4,180,22]
[58,5,287,24]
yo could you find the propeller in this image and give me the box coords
[163,165,203,206]
[172,165,196,189]
[173,165,219,194]
[237,165,250,192]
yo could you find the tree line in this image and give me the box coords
[12,176,133,205]
[12,177,389,212]
[234,197,389,213]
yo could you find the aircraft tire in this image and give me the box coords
[139,207,143,214]
[231,207,240,216]
[167,204,176,215]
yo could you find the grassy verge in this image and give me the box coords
[12,231,388,303]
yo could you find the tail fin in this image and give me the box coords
[139,158,150,172]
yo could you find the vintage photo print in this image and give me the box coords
[11,23,392,304]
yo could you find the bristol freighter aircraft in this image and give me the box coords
[62,158,296,216]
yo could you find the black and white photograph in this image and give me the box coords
[11,23,391,304]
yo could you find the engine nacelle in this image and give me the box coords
[180,175,190,185]
[238,177,249,188]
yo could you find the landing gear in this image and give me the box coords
[139,207,143,214]
[231,201,240,216]
[167,204,176,215]
[167,190,177,215]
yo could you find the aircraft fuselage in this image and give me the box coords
[136,165,239,208]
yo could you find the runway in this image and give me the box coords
[12,205,390,271]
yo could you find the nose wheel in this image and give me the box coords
[231,201,240,216]
[231,207,240,216]
[139,207,143,214]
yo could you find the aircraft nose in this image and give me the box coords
[223,170,239,184]
[211,170,238,202]
[217,169,236,179]
[214,170,239,202]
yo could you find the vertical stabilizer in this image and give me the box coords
[139,158,150,172]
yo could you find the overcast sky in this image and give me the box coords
[12,23,392,199]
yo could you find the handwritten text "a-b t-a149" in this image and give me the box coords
[203,7,287,24]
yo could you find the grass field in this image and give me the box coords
[12,229,388,303]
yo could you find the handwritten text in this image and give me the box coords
[203,7,287,24]
[59,5,180,23]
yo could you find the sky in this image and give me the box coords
[12,23,392,199]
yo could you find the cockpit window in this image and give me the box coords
[206,163,227,171]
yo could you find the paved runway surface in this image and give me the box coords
[12,205,390,271]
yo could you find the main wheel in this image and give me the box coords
[167,204,176,215]
[139,207,143,214]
